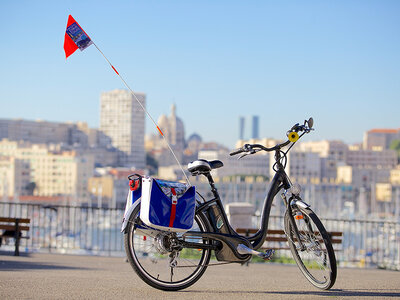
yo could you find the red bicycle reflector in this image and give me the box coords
[130,179,139,191]
[143,236,147,241]
[295,214,304,220]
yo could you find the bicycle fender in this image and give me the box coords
[121,191,141,233]
[290,198,310,209]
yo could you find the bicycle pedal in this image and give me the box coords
[237,244,275,260]
[262,249,275,260]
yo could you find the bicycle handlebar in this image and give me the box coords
[230,118,314,157]
[230,148,245,156]
[229,141,290,156]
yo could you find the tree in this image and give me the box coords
[389,139,400,163]
[25,182,36,195]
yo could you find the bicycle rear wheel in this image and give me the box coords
[124,205,211,291]
[284,206,337,290]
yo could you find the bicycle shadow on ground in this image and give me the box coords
[182,289,400,298]
[0,258,90,272]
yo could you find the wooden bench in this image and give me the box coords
[236,228,343,251]
[0,217,31,256]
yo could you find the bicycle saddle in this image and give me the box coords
[187,159,223,174]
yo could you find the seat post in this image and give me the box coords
[204,172,219,198]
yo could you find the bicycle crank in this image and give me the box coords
[237,244,275,260]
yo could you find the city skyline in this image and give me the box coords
[1,1,400,147]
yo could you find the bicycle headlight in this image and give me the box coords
[288,131,299,142]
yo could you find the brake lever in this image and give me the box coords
[238,153,248,159]
[238,148,258,159]
[290,123,300,131]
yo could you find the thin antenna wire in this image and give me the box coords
[92,42,191,186]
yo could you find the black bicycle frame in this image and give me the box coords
[248,169,290,249]
[190,159,291,253]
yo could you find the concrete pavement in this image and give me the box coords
[1,252,399,299]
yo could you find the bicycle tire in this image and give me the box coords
[284,206,337,290]
[124,205,211,291]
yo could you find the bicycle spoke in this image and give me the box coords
[285,208,336,290]
[124,206,211,291]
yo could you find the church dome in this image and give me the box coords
[157,114,168,131]
[156,104,185,150]
[175,117,184,134]
[188,133,202,143]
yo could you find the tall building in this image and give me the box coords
[252,116,259,139]
[100,89,146,169]
[239,117,245,140]
[238,115,259,140]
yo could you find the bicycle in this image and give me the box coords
[122,118,337,291]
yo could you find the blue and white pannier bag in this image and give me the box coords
[140,176,196,233]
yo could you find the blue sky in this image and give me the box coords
[0,1,399,147]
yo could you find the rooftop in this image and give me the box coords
[368,128,399,134]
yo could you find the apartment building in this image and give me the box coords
[287,151,321,184]
[337,165,391,187]
[0,156,30,198]
[0,139,94,201]
[390,167,400,185]
[346,145,397,169]
[0,118,89,146]
[363,128,400,150]
[88,167,137,208]
[198,149,270,179]
[299,140,348,181]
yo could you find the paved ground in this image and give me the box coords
[0,252,399,300]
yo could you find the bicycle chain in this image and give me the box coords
[128,219,257,268]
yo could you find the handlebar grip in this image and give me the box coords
[230,148,244,156]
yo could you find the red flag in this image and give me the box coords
[64,15,93,59]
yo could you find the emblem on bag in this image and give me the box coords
[216,216,224,229]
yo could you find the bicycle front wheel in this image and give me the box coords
[124,205,211,291]
[284,207,337,290]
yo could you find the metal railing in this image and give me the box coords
[0,202,124,256]
[323,217,400,270]
[261,215,400,270]
[1,202,399,270]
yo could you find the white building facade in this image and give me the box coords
[346,146,397,169]
[0,156,30,198]
[0,139,94,201]
[299,140,348,182]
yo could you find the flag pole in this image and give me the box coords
[91,42,191,186]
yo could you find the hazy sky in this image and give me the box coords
[1,1,399,148]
